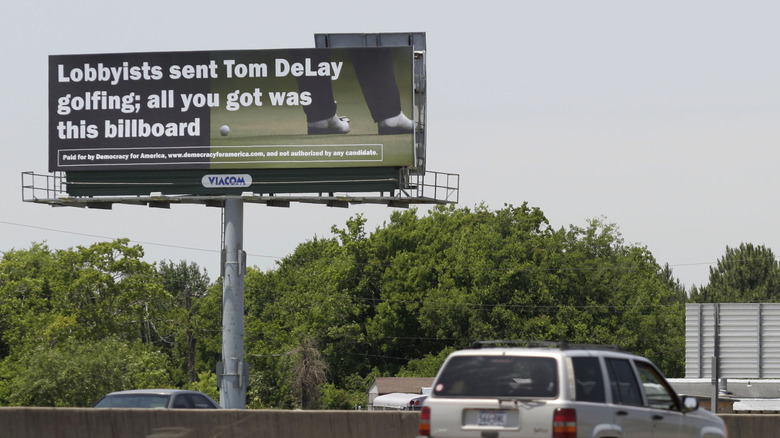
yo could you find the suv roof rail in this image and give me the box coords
[469,340,625,351]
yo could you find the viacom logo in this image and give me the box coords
[201,174,253,188]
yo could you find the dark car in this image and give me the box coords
[92,389,221,409]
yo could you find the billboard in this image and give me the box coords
[49,47,415,172]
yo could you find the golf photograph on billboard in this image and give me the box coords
[49,47,415,172]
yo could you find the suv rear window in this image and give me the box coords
[433,356,558,398]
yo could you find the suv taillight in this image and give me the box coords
[553,408,576,438]
[418,406,431,436]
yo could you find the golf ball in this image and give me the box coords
[219,125,230,136]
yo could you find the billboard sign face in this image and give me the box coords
[49,47,414,172]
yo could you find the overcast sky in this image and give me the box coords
[2,0,779,289]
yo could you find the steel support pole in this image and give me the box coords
[711,356,718,413]
[220,197,246,409]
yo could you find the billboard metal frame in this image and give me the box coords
[22,168,459,209]
[315,32,427,173]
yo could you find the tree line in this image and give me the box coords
[0,203,778,408]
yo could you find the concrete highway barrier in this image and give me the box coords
[0,408,775,438]
[0,409,419,438]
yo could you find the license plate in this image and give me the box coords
[478,411,507,426]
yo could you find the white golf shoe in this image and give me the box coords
[377,112,414,135]
[307,114,351,135]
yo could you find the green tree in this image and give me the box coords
[0,240,183,406]
[538,219,687,374]
[691,243,780,303]
[50,239,176,344]
[317,382,366,410]
[5,337,172,407]
[158,260,211,383]
[0,243,58,361]
[243,228,371,407]
[185,370,219,402]
[397,348,456,377]
[242,202,689,408]
[190,279,224,379]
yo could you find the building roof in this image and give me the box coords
[369,377,434,395]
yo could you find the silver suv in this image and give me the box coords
[418,341,726,438]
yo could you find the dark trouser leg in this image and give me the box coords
[351,48,402,123]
